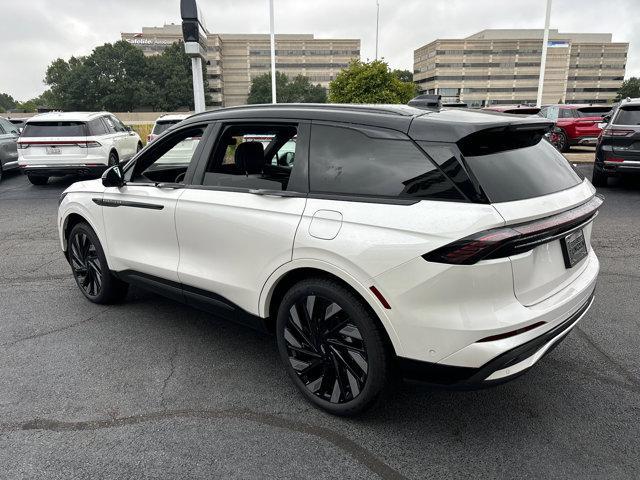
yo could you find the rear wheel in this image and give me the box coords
[27,175,48,185]
[68,222,128,304]
[276,277,392,416]
[591,167,608,188]
[557,130,569,152]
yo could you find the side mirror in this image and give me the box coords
[125,125,133,132]
[102,165,125,188]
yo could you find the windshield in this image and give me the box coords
[22,121,86,137]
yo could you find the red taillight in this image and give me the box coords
[147,134,153,142]
[423,196,603,265]
[477,321,546,343]
[605,157,624,163]
[78,141,102,148]
[602,128,634,137]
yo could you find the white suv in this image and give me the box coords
[57,104,600,416]
[18,111,142,185]
[147,114,189,143]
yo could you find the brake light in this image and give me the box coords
[423,196,603,265]
[147,134,153,142]
[605,157,624,163]
[78,141,102,148]
[602,128,634,137]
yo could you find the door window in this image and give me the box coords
[128,125,206,184]
[110,116,127,132]
[559,108,576,119]
[309,124,463,200]
[202,123,300,191]
[546,106,559,120]
[102,117,117,134]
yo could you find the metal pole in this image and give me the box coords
[269,0,277,104]
[375,0,380,60]
[191,56,206,112]
[536,0,552,107]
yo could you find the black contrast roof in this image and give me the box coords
[182,103,554,142]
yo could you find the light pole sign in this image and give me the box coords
[180,0,207,112]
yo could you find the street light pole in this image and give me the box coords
[536,0,552,107]
[375,0,380,60]
[269,0,277,104]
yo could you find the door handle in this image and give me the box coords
[248,189,304,197]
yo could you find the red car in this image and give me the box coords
[539,104,611,152]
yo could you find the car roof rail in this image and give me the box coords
[408,94,442,111]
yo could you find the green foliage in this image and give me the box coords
[43,40,210,111]
[247,71,326,104]
[392,69,413,83]
[329,60,417,104]
[615,77,640,101]
[0,93,17,111]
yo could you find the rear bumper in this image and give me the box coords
[399,291,594,388]
[20,164,108,177]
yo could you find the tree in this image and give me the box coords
[0,93,16,111]
[615,77,640,101]
[392,69,413,83]
[328,60,417,104]
[247,71,326,104]
[43,40,208,112]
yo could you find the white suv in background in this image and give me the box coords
[57,104,600,416]
[147,113,189,143]
[18,112,142,185]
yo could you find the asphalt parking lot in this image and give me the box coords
[0,164,638,479]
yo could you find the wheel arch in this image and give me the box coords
[260,260,404,356]
[60,208,102,254]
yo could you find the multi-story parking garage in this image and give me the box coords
[122,24,360,107]
[414,29,628,107]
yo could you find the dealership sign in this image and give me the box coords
[125,37,174,46]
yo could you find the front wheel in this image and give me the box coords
[276,277,392,416]
[27,175,48,185]
[68,222,128,304]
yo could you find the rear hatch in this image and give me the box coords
[459,126,597,306]
[573,106,611,137]
[18,121,89,165]
[605,105,640,160]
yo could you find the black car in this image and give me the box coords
[593,98,640,187]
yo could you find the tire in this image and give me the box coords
[557,130,569,152]
[108,151,119,167]
[276,277,392,416]
[68,222,128,304]
[591,167,608,188]
[27,175,48,185]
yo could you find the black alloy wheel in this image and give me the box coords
[277,278,391,416]
[67,222,128,304]
[69,230,102,298]
[557,130,569,152]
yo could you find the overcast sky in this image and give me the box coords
[0,0,637,100]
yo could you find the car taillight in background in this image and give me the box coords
[17,141,101,148]
[423,196,603,265]
[78,141,102,148]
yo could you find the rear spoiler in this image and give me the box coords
[457,123,554,157]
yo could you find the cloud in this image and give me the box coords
[0,0,636,100]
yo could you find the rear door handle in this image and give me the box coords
[248,189,305,198]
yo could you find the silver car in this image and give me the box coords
[0,117,20,182]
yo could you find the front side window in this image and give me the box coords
[202,123,300,191]
[309,124,463,201]
[129,125,206,184]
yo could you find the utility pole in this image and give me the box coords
[269,0,277,103]
[375,0,380,60]
[536,0,552,107]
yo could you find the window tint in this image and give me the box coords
[88,118,108,136]
[613,106,640,125]
[152,120,181,135]
[202,124,299,191]
[21,121,86,137]
[309,124,463,200]
[463,139,581,203]
[131,126,205,184]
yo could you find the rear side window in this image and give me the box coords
[153,121,180,135]
[463,139,581,203]
[613,106,640,125]
[309,124,463,201]
[88,118,108,136]
[21,121,86,137]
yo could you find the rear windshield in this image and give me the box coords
[463,139,582,203]
[613,106,640,125]
[22,121,86,137]
[576,106,611,117]
[152,120,181,135]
